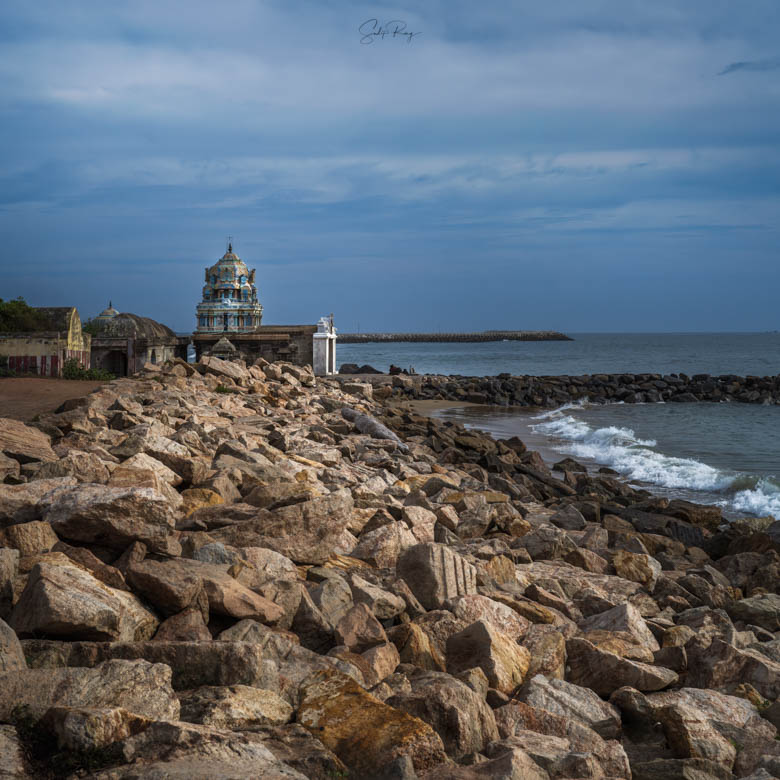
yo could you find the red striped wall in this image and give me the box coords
[6,349,88,377]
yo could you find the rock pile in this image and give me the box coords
[366,372,780,407]
[0,354,778,778]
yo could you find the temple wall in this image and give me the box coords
[192,326,315,367]
[0,334,91,376]
[92,337,189,377]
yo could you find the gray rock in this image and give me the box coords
[397,543,477,610]
[0,548,19,620]
[566,637,678,697]
[550,505,586,531]
[39,483,180,556]
[387,670,498,759]
[179,685,293,728]
[11,561,158,642]
[446,619,530,694]
[209,489,354,565]
[519,674,622,740]
[0,617,25,672]
[0,725,30,779]
[0,658,179,722]
[727,594,780,632]
[350,573,406,620]
[342,407,408,452]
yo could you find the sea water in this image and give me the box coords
[434,402,780,519]
[337,332,780,377]
[338,333,780,519]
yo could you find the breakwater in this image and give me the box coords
[3,356,780,776]
[373,372,780,406]
[339,330,572,343]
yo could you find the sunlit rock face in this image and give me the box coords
[196,244,263,334]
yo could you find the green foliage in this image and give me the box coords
[0,355,14,377]
[62,358,115,381]
[80,317,101,336]
[0,297,50,332]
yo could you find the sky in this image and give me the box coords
[0,1,779,333]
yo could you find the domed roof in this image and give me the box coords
[93,312,176,340]
[207,243,250,278]
[95,301,119,320]
[210,337,238,355]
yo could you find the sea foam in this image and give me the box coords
[531,404,780,519]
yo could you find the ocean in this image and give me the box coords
[339,333,780,520]
[337,332,780,377]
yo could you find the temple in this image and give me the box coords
[0,307,90,376]
[191,242,337,374]
[90,308,188,376]
[195,243,263,334]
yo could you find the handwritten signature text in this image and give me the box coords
[359,19,421,45]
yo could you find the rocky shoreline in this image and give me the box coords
[337,371,780,407]
[0,356,779,778]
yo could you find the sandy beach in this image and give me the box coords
[0,378,106,421]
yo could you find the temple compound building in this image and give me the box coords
[196,244,263,333]
[90,305,188,376]
[0,307,90,376]
[192,243,337,375]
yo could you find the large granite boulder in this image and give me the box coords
[0,417,57,463]
[518,673,622,739]
[179,685,293,729]
[0,617,25,672]
[397,542,477,610]
[39,484,180,556]
[387,670,498,759]
[209,490,354,565]
[0,478,77,527]
[10,561,158,642]
[446,619,530,694]
[297,669,447,775]
[0,659,179,722]
[566,638,678,696]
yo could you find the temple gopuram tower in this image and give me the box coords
[196,243,263,334]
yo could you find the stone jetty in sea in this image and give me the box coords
[0,356,778,777]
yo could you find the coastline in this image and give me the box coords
[400,394,780,522]
[0,357,778,776]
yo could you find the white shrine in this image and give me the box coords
[312,315,337,376]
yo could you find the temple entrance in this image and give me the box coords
[105,350,127,376]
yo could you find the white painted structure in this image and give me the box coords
[313,315,337,376]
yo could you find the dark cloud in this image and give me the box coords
[0,1,779,331]
[718,57,780,75]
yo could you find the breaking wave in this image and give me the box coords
[531,404,780,519]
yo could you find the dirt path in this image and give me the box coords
[0,378,107,421]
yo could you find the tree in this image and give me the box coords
[81,318,101,336]
[0,297,50,332]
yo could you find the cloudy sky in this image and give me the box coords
[1,1,778,332]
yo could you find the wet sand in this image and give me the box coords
[0,378,107,421]
[402,399,478,415]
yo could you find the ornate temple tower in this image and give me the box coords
[195,243,263,334]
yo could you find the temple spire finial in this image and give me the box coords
[227,236,233,254]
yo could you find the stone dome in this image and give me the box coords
[94,301,119,323]
[93,312,177,340]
